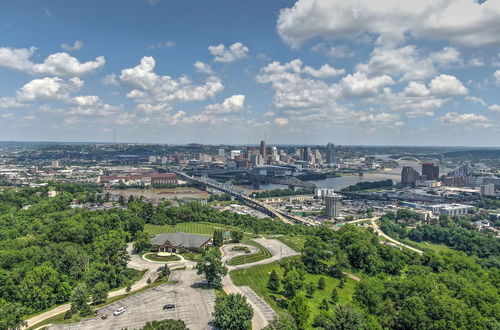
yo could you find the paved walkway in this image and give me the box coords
[221,238,300,330]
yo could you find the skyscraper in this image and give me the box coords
[401,166,419,185]
[422,162,439,180]
[326,143,336,164]
[259,140,266,160]
[325,194,341,218]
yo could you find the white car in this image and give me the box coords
[113,307,125,316]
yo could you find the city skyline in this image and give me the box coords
[1,0,500,146]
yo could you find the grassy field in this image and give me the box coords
[143,253,181,262]
[144,222,237,236]
[230,259,357,328]
[272,235,307,252]
[228,240,272,266]
[401,239,451,253]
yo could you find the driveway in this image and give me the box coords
[48,268,215,330]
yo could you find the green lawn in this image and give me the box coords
[144,222,237,236]
[228,240,272,266]
[143,253,181,262]
[230,259,357,328]
[272,235,307,252]
[401,239,451,253]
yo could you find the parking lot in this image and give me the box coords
[49,268,215,330]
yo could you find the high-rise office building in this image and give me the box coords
[325,194,341,218]
[480,184,495,196]
[218,148,225,157]
[326,143,336,164]
[401,166,419,185]
[302,147,311,161]
[259,140,266,160]
[422,162,439,180]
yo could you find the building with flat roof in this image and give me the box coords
[425,203,473,217]
[325,194,341,218]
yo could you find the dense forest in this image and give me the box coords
[267,224,499,329]
[0,185,145,329]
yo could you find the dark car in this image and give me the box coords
[157,266,164,272]
[163,304,175,310]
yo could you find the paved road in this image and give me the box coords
[370,220,423,255]
[221,238,300,330]
[25,244,187,329]
[48,268,215,330]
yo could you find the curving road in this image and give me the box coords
[370,220,423,255]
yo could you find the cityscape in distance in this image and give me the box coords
[0,1,499,330]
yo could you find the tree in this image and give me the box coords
[288,291,309,328]
[134,231,151,253]
[282,269,303,298]
[305,282,316,298]
[331,288,339,304]
[142,319,187,330]
[126,284,132,292]
[92,282,109,305]
[230,230,244,243]
[213,293,253,330]
[147,277,152,285]
[301,237,332,274]
[70,283,92,316]
[331,305,365,330]
[196,250,227,289]
[118,194,126,205]
[318,277,326,290]
[0,300,26,330]
[161,264,171,278]
[263,313,298,330]
[267,269,280,292]
[213,229,224,247]
[318,298,329,311]
[339,276,346,289]
[128,195,135,204]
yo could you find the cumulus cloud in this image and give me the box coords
[0,46,105,76]
[311,43,354,58]
[208,42,249,62]
[194,61,214,74]
[120,56,224,112]
[465,96,487,106]
[489,104,500,112]
[277,0,500,48]
[60,40,84,51]
[302,64,345,78]
[340,72,394,97]
[429,74,468,96]
[436,112,489,125]
[203,95,245,115]
[16,77,83,102]
[494,70,500,85]
[356,46,461,81]
[0,97,26,110]
[275,117,289,126]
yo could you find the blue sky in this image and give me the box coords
[0,0,499,146]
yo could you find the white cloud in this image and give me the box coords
[277,0,500,48]
[303,64,345,78]
[0,47,105,76]
[429,74,468,96]
[102,73,119,86]
[311,43,354,58]
[203,95,245,115]
[436,112,489,125]
[356,46,460,81]
[340,72,394,97]
[489,104,500,112]
[208,42,249,62]
[275,117,289,126]
[120,56,224,112]
[194,61,214,74]
[149,41,175,50]
[465,96,486,106]
[494,70,500,85]
[0,97,26,110]
[16,77,83,102]
[61,40,84,51]
[404,82,430,97]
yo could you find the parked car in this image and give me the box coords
[163,304,175,310]
[101,314,108,320]
[113,307,126,316]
